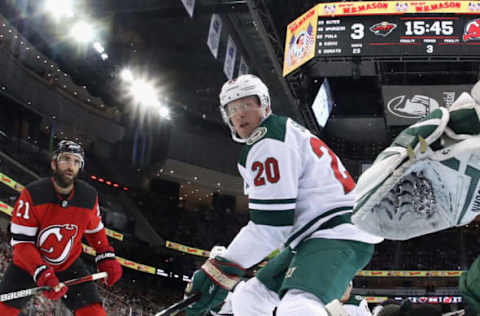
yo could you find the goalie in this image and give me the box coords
[351,82,480,314]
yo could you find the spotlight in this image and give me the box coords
[129,79,159,106]
[70,21,95,43]
[100,53,108,60]
[158,106,170,119]
[45,0,74,19]
[120,68,134,82]
[93,42,104,53]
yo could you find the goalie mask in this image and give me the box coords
[219,74,271,143]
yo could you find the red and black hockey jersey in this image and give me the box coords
[10,178,106,275]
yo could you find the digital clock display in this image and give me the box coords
[315,15,480,57]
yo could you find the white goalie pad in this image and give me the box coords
[352,102,480,240]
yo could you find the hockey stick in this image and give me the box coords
[155,293,201,316]
[0,271,107,302]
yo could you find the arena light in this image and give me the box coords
[100,53,108,61]
[120,68,134,82]
[45,0,74,19]
[129,79,159,107]
[158,106,170,119]
[93,42,104,53]
[70,21,95,43]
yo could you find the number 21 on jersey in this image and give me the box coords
[16,200,30,220]
[310,137,355,194]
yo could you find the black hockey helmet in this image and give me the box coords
[52,140,85,168]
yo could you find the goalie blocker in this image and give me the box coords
[352,87,480,240]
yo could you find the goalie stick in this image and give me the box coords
[155,293,201,316]
[0,271,107,302]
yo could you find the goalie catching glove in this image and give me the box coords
[352,87,480,240]
[185,256,245,315]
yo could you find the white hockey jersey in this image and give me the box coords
[223,115,382,268]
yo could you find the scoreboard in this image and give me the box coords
[316,15,480,57]
[283,1,480,76]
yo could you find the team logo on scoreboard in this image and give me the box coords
[286,23,315,68]
[387,95,439,119]
[323,4,337,15]
[468,2,480,12]
[395,2,409,12]
[369,22,397,37]
[463,18,480,41]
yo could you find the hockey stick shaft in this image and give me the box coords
[0,271,107,302]
[155,293,201,316]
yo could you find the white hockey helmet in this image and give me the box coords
[219,74,271,143]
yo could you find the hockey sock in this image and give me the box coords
[75,303,107,316]
[0,302,21,316]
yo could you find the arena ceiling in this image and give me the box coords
[2,0,480,131]
[0,0,310,126]
[3,0,480,199]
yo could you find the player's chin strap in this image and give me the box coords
[325,300,350,316]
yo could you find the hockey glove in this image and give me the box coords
[353,94,480,240]
[95,246,122,286]
[185,257,245,315]
[34,265,68,300]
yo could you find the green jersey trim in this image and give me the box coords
[250,209,295,226]
[249,198,297,204]
[285,206,352,246]
[238,115,288,167]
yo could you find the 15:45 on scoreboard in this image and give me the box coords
[315,15,480,57]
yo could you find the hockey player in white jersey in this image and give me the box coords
[185,74,383,316]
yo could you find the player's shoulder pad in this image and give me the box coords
[25,178,54,204]
[73,179,98,209]
[238,114,288,167]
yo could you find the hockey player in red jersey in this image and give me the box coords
[0,140,122,316]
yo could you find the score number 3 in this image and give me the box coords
[351,23,365,40]
[310,137,355,194]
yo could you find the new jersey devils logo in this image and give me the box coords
[36,224,78,265]
[464,18,480,41]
